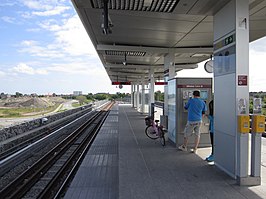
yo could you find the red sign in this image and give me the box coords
[155,82,168,85]
[112,81,131,85]
[238,75,248,86]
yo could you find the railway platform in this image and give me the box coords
[64,103,266,199]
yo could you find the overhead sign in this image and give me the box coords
[163,69,169,77]
[155,82,168,85]
[112,81,131,85]
[177,84,212,88]
[214,33,235,51]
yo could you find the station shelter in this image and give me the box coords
[71,0,266,185]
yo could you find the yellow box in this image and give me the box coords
[238,115,250,133]
[252,115,265,133]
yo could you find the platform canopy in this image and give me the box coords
[71,0,266,84]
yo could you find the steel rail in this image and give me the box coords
[39,103,113,198]
[0,102,114,199]
[0,105,96,177]
[0,106,93,160]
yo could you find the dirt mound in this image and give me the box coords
[0,97,66,108]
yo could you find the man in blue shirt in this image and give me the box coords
[178,90,207,153]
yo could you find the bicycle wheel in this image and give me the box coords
[159,129,165,146]
[145,125,159,139]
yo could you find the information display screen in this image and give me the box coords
[200,90,208,100]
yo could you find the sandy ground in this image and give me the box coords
[0,100,78,129]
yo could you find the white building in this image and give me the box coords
[73,91,82,96]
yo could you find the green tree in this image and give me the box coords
[86,93,94,101]
[155,91,164,102]
[94,93,109,100]
[76,95,87,105]
[15,92,23,98]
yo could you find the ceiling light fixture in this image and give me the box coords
[123,53,127,66]
[101,0,113,35]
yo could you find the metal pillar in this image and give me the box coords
[251,132,261,183]
[250,114,265,185]
[136,84,140,112]
[131,83,134,107]
[164,50,175,116]
[141,78,145,113]
[149,67,155,116]
[213,0,250,185]
[133,84,137,108]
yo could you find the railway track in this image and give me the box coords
[0,104,93,160]
[0,101,114,199]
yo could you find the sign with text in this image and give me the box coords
[177,84,212,88]
[112,81,131,85]
[155,82,168,85]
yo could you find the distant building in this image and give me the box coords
[73,91,82,96]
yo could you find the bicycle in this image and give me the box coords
[144,116,166,146]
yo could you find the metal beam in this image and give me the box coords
[175,64,198,69]
[105,64,152,69]
[105,63,198,69]
[97,44,213,54]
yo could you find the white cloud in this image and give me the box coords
[20,0,71,18]
[38,19,61,31]
[0,71,6,76]
[250,36,266,52]
[21,0,54,10]
[20,11,32,19]
[26,28,41,32]
[0,2,17,6]
[47,62,106,76]
[12,63,48,75]
[23,15,98,59]
[54,15,98,56]
[249,49,266,91]
[19,14,98,59]
[19,40,66,58]
[32,6,70,16]
[21,40,38,46]
[1,16,16,23]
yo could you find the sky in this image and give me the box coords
[0,0,266,95]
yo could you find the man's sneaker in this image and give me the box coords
[178,145,187,151]
[206,154,214,162]
[205,154,212,161]
[190,148,197,154]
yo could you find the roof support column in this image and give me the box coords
[134,84,138,108]
[214,0,252,185]
[131,83,134,107]
[149,67,155,116]
[164,49,176,116]
[136,84,140,112]
[141,77,145,113]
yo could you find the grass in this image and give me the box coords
[0,105,59,118]
[72,102,80,107]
